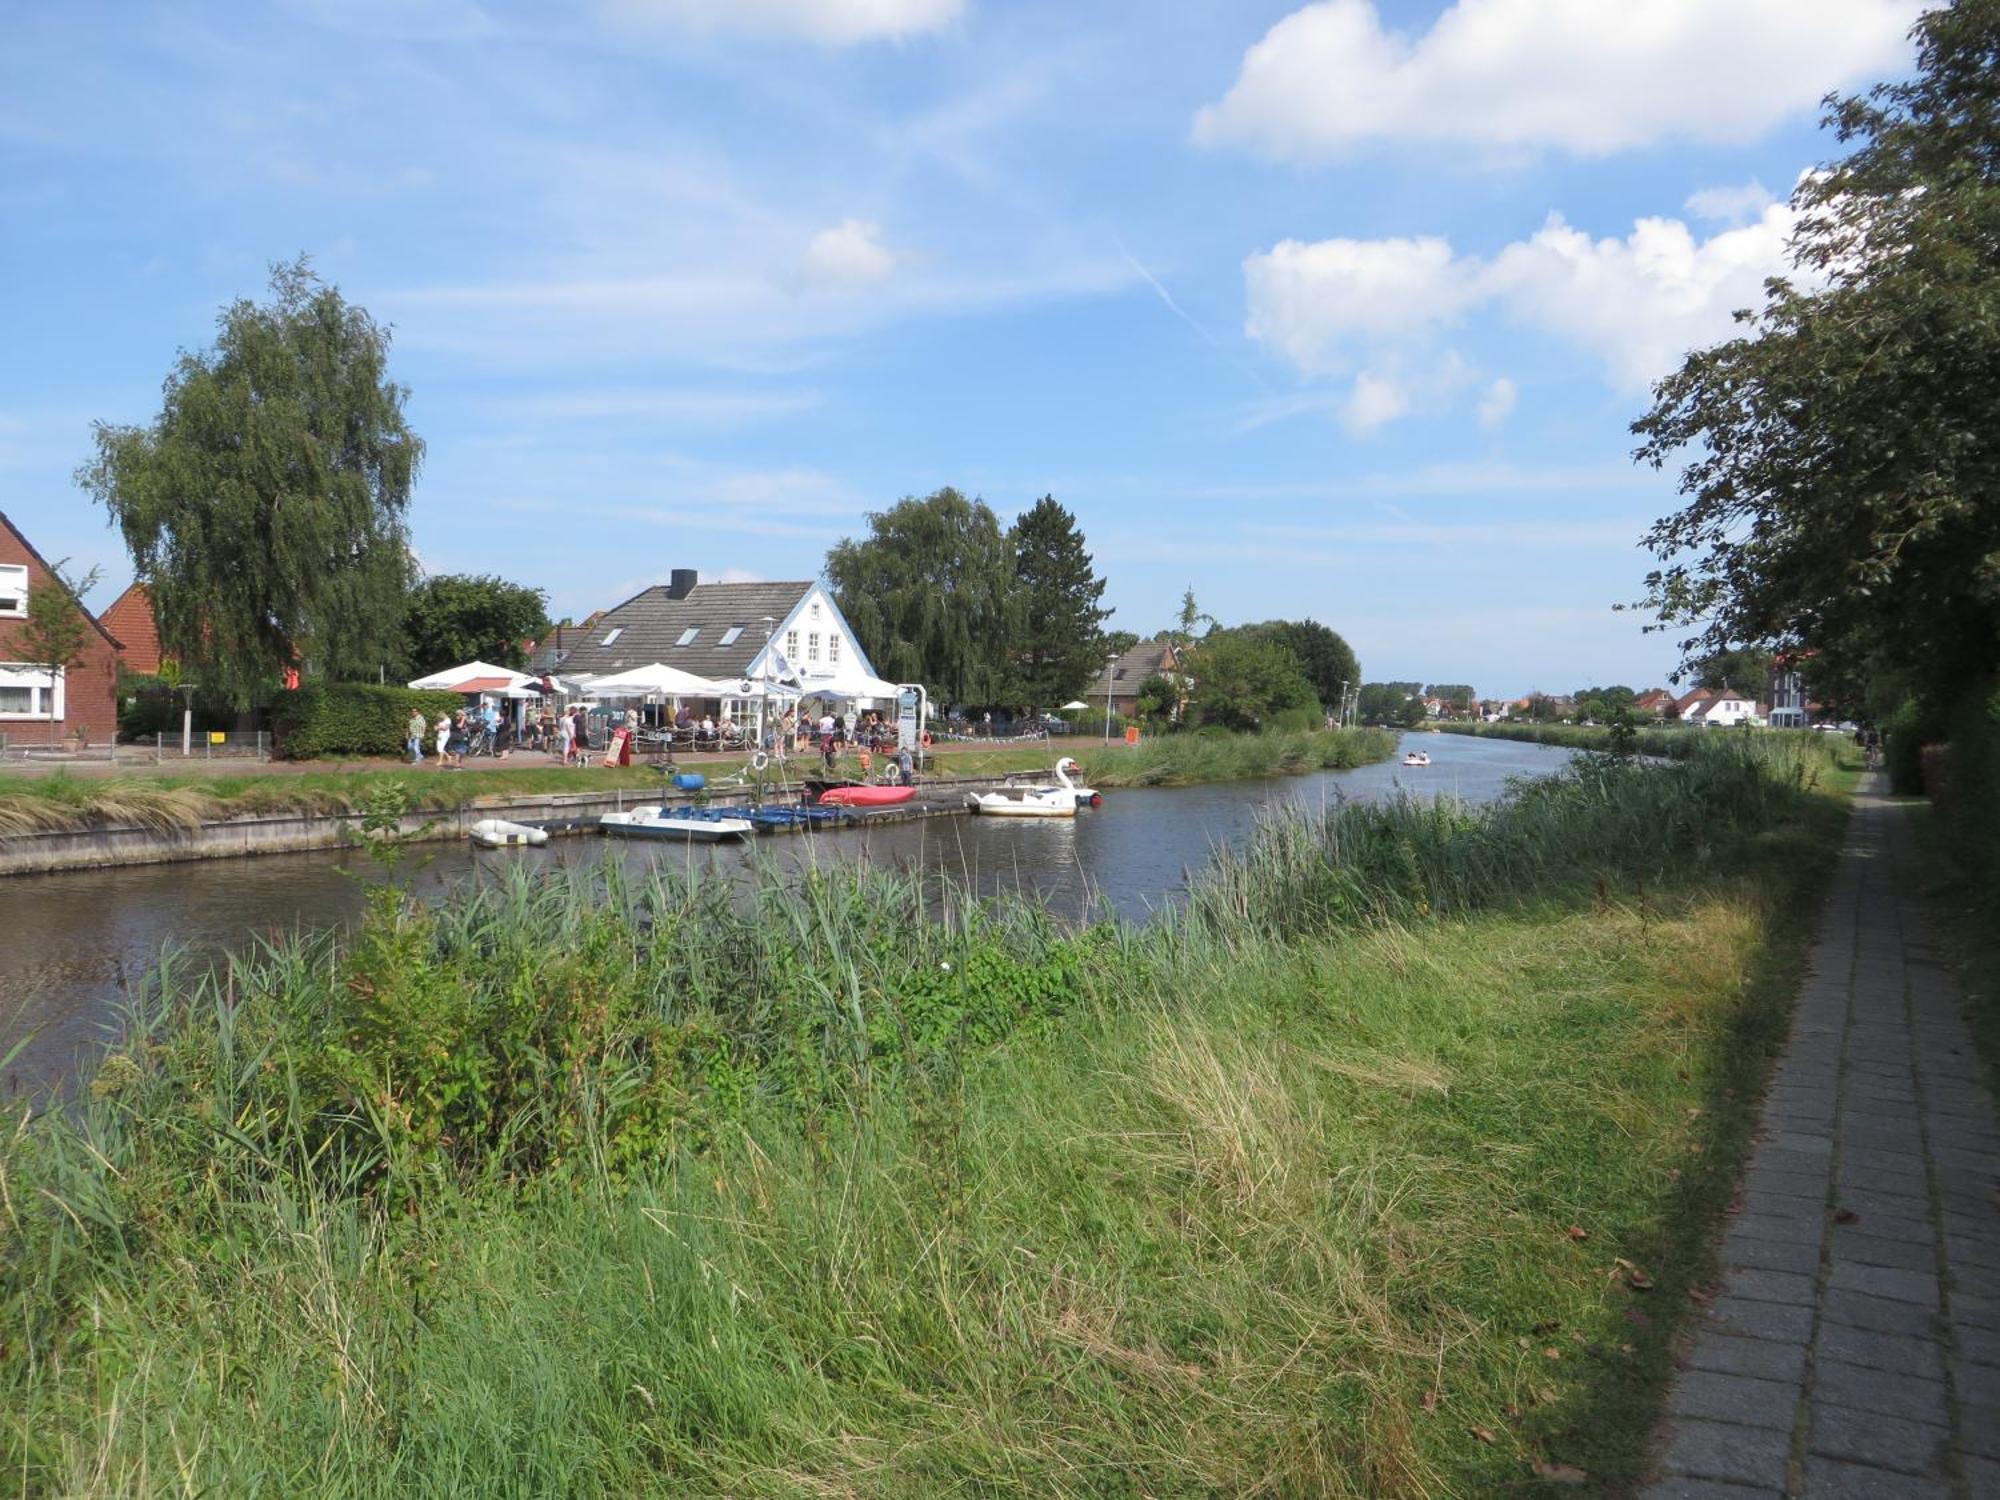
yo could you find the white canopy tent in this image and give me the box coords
[408,660,536,692]
[585,663,729,698]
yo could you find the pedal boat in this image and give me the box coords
[1402,751,1431,767]
[965,757,1102,818]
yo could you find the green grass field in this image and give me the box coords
[1,735,1851,1496]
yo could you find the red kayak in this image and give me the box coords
[816,784,916,807]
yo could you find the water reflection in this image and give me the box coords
[2,733,1572,1095]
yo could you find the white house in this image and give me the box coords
[1682,690,1761,728]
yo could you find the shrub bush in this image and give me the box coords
[272,683,462,759]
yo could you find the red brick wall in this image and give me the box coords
[0,517,122,746]
[99,582,163,675]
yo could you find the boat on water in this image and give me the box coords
[965,757,1102,818]
[469,818,549,848]
[813,783,916,808]
[600,805,755,841]
[1403,751,1432,767]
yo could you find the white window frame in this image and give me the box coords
[718,625,744,647]
[785,629,798,659]
[0,564,26,619]
[807,631,820,662]
[675,627,700,647]
[0,662,64,720]
[829,633,841,664]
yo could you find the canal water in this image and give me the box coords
[2,733,1573,1096]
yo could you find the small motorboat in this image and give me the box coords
[469,818,548,848]
[1403,751,1432,767]
[966,757,1103,818]
[600,805,755,841]
[815,784,916,808]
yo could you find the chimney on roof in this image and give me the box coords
[666,568,698,600]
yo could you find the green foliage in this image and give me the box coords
[1006,495,1111,710]
[1187,630,1318,731]
[1423,683,1477,713]
[78,258,423,706]
[0,732,1847,1496]
[1690,649,1772,696]
[1239,619,1361,712]
[827,487,1016,707]
[11,557,100,732]
[1881,697,1941,795]
[1635,1,2000,702]
[1132,671,1177,725]
[401,572,550,677]
[1355,682,1408,722]
[272,683,460,759]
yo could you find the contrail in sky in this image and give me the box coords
[1117,241,1273,395]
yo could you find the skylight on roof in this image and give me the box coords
[718,625,744,646]
[676,627,700,647]
[602,627,622,646]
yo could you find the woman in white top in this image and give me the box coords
[433,712,451,765]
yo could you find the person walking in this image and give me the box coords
[433,710,451,768]
[407,706,427,765]
[558,706,576,766]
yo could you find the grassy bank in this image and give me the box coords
[2,736,1848,1495]
[0,729,1397,835]
[1434,719,1736,759]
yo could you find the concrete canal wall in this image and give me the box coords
[0,783,992,878]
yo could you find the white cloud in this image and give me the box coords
[1342,371,1408,433]
[605,0,964,45]
[1244,201,1801,395]
[1242,236,1472,375]
[1194,0,1921,160]
[1475,376,1517,428]
[800,218,899,285]
[1685,180,1778,226]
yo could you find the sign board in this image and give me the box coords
[896,687,921,752]
[208,731,227,744]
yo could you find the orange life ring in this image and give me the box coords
[919,731,933,747]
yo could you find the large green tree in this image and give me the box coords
[79,258,423,706]
[1007,495,1112,710]
[1634,0,2000,704]
[401,573,551,677]
[1240,619,1361,714]
[827,488,1015,706]
[1186,631,1318,731]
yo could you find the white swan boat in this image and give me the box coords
[1402,751,1431,767]
[469,818,549,848]
[600,805,755,841]
[965,757,1103,818]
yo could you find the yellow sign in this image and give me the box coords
[208,731,226,744]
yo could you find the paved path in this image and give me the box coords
[1644,778,2000,1498]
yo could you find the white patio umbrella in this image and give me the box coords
[585,662,728,697]
[1060,700,1090,711]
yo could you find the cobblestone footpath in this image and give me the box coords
[1643,777,2000,1498]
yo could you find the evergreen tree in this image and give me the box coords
[79,258,422,705]
[1006,495,1112,710]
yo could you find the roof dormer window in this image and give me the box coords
[676,627,700,647]
[718,625,744,646]
[601,627,622,646]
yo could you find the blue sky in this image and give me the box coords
[0,0,1926,696]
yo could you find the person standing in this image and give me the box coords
[481,700,500,756]
[559,706,576,766]
[407,706,427,765]
[433,710,451,768]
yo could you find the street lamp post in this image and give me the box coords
[1103,652,1118,743]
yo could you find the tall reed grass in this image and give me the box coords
[0,734,1847,1495]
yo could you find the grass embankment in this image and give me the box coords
[2,737,1849,1495]
[1435,720,1725,759]
[0,729,1398,836]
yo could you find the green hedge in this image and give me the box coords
[272,684,464,760]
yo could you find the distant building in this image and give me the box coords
[1677,688,1761,728]
[99,581,166,676]
[1086,641,1181,719]
[1767,655,1812,728]
[1633,688,1677,720]
[547,569,884,714]
[0,509,123,744]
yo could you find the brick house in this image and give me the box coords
[0,509,123,745]
[99,581,166,676]
[1086,641,1181,719]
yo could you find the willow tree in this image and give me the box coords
[826,488,1015,707]
[79,258,423,705]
